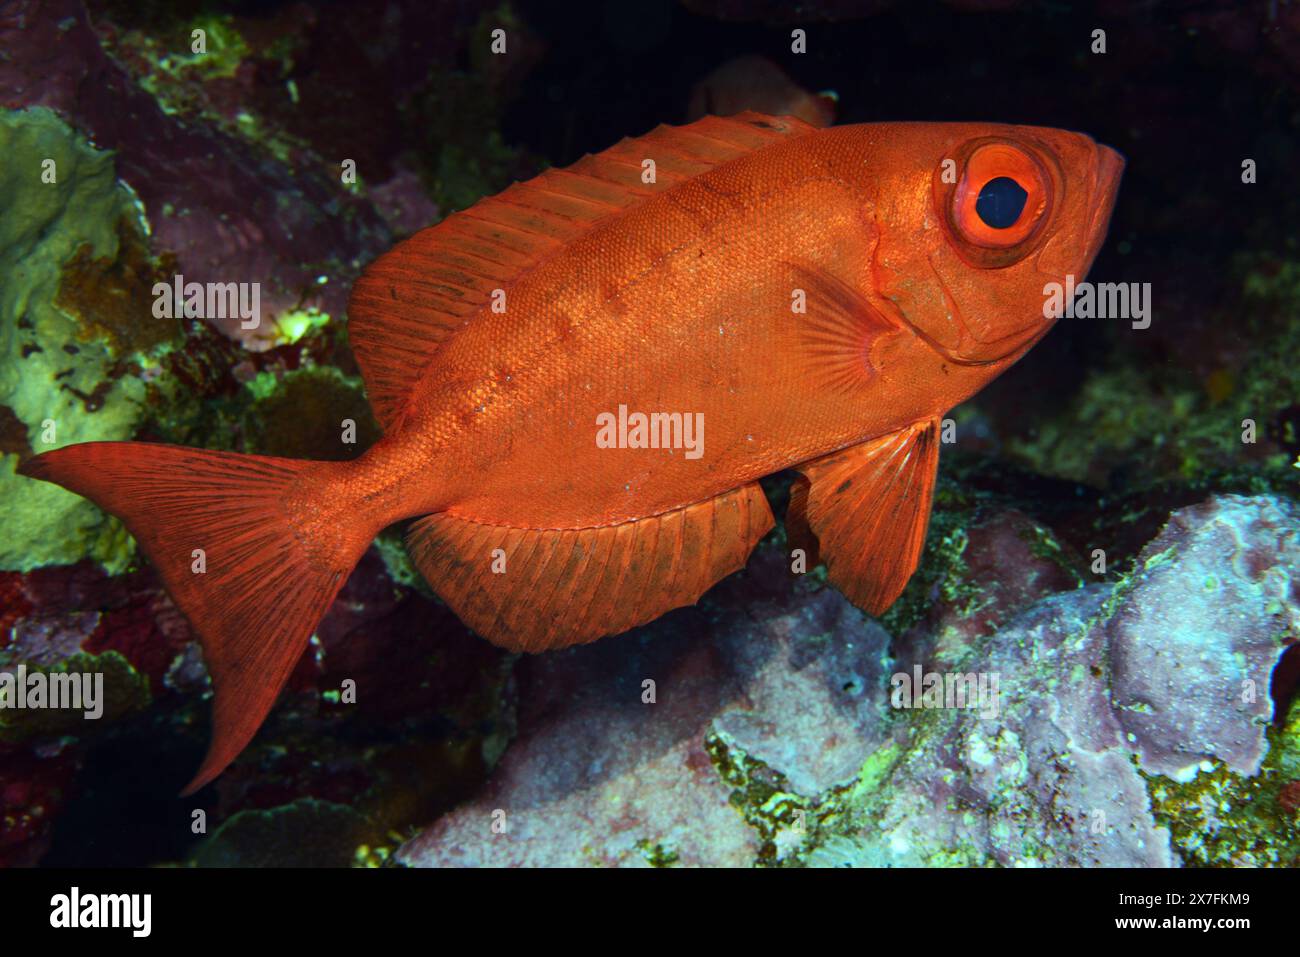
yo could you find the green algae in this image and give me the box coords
[1021,521,1087,588]
[635,839,681,868]
[146,13,250,93]
[118,12,251,117]
[795,729,995,868]
[848,740,905,800]
[426,132,526,215]
[373,527,429,594]
[0,108,160,573]
[140,350,376,459]
[1007,254,1300,494]
[98,10,310,168]
[240,365,379,461]
[273,306,331,346]
[0,650,151,744]
[191,798,377,868]
[1143,694,1300,867]
[401,6,533,216]
[704,729,816,865]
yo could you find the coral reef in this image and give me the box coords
[0,108,156,573]
[0,0,1296,870]
[0,0,522,867]
[396,578,893,867]
[397,495,1298,867]
[815,496,1296,868]
[0,544,514,867]
[0,0,433,348]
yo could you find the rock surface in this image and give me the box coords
[399,494,1299,867]
[397,583,893,867]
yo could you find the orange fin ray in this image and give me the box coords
[787,419,940,615]
[785,261,901,395]
[18,443,370,795]
[347,112,816,429]
[406,483,775,653]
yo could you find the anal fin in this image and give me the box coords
[407,484,775,653]
[787,419,940,615]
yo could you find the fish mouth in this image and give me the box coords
[907,254,1046,367]
[904,318,1005,367]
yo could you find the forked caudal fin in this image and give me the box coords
[17,442,373,795]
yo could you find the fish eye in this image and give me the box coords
[936,139,1054,267]
[975,176,1028,229]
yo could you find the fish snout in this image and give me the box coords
[1082,143,1124,267]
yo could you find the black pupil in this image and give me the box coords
[975,176,1028,229]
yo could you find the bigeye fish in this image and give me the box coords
[19,113,1123,791]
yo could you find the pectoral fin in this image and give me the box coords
[785,261,901,396]
[787,419,940,615]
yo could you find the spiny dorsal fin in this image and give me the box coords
[347,112,817,428]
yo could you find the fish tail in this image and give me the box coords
[18,441,373,795]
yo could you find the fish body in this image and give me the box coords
[19,114,1123,791]
[338,119,1119,525]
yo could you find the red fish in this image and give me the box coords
[687,55,838,127]
[19,113,1123,792]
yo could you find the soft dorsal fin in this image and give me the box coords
[787,419,941,616]
[347,112,817,428]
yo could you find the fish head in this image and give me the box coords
[869,122,1124,365]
